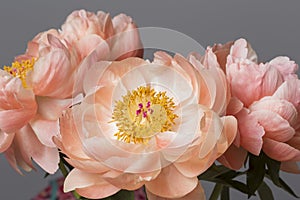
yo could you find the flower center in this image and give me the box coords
[4,58,35,88]
[112,86,178,144]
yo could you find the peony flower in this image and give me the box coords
[56,53,237,199]
[217,38,300,172]
[15,29,79,99]
[0,70,59,174]
[0,9,143,174]
[60,9,143,61]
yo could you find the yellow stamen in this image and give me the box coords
[112,86,178,144]
[3,58,35,88]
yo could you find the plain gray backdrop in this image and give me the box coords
[0,0,299,199]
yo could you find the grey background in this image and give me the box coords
[0,0,299,199]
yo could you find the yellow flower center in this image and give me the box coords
[3,58,35,88]
[112,86,178,144]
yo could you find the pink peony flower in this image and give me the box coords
[55,53,237,199]
[1,9,143,175]
[61,9,143,61]
[218,38,300,172]
[15,30,79,99]
[0,70,59,174]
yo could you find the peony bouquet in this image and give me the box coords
[0,9,299,200]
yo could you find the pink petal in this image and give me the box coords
[174,149,216,178]
[99,12,114,39]
[174,115,237,177]
[65,158,109,174]
[82,136,162,173]
[218,145,247,170]
[197,49,229,114]
[226,97,243,115]
[161,104,204,163]
[65,169,120,199]
[229,38,248,60]
[5,125,59,174]
[0,131,15,152]
[30,47,74,98]
[0,74,37,133]
[36,96,77,120]
[237,108,265,155]
[104,172,157,190]
[145,165,199,198]
[260,65,284,97]
[252,110,295,142]
[58,107,91,160]
[263,138,300,161]
[146,181,205,200]
[75,34,109,59]
[281,161,300,174]
[5,144,33,175]
[211,41,234,71]
[109,21,143,60]
[30,117,59,147]
[153,51,173,66]
[273,79,300,113]
[268,56,299,81]
[250,97,298,126]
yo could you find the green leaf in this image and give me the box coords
[221,186,230,200]
[198,164,231,180]
[265,153,281,185]
[247,153,266,196]
[203,178,250,195]
[265,174,299,198]
[43,172,50,178]
[209,183,223,200]
[257,181,274,200]
[102,190,134,200]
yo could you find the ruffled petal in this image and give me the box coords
[110,14,143,60]
[64,169,120,199]
[5,124,59,174]
[250,97,298,126]
[145,165,198,199]
[30,117,59,147]
[263,138,300,161]
[237,109,265,155]
[146,181,205,200]
[251,110,295,142]
[273,79,300,113]
[58,106,90,160]
[268,56,299,81]
[36,96,80,120]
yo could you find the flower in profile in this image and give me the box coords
[0,69,58,174]
[217,38,300,172]
[56,52,237,199]
[0,9,144,175]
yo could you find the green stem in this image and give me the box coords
[209,183,223,200]
[58,159,68,178]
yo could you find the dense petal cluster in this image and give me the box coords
[214,39,300,172]
[56,53,237,199]
[0,9,143,174]
[1,8,300,200]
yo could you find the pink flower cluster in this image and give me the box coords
[0,9,299,200]
[0,9,142,174]
[216,39,300,173]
